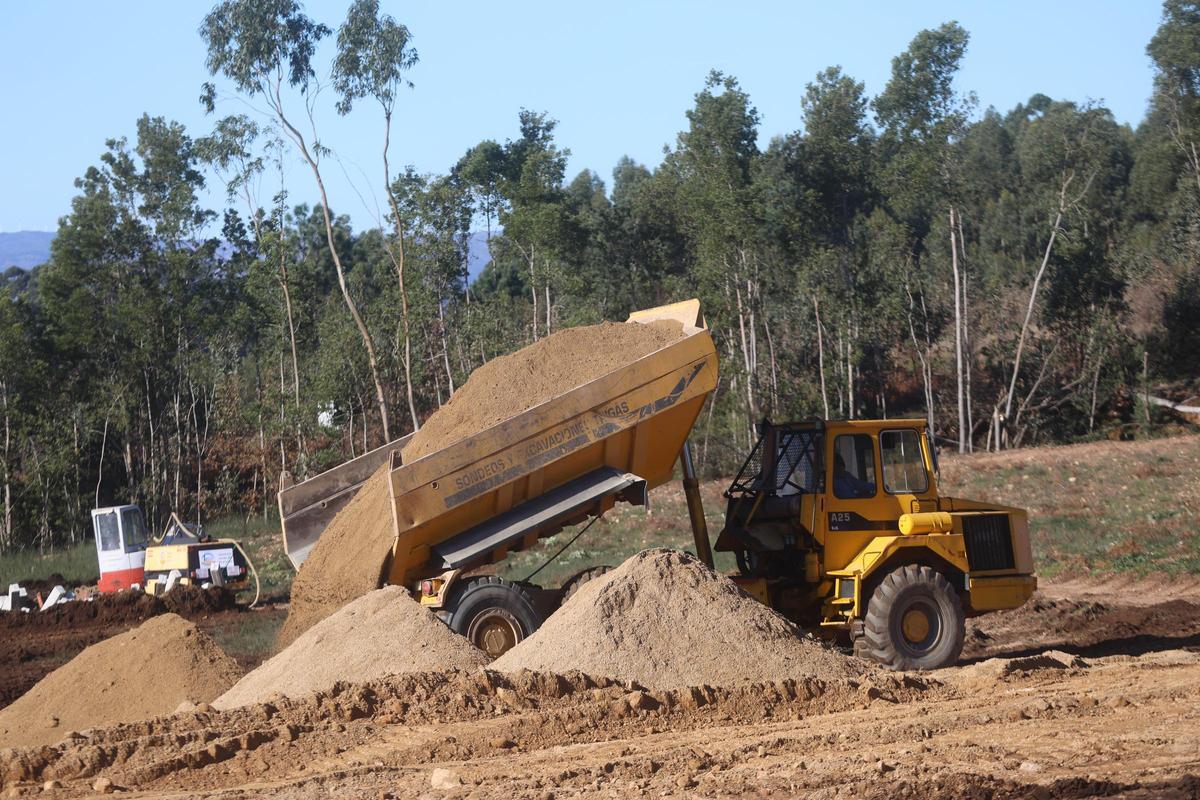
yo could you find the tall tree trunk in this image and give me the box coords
[95,411,110,509]
[813,297,830,419]
[733,268,757,437]
[380,109,420,433]
[950,207,966,454]
[905,281,936,440]
[1004,198,1066,435]
[438,302,456,396]
[529,245,538,341]
[271,78,391,442]
[1089,343,1106,433]
[0,380,10,551]
[958,212,974,452]
[764,314,779,416]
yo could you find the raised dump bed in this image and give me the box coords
[277,300,718,655]
[382,300,718,590]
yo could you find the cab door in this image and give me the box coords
[822,427,937,569]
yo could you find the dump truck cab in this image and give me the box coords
[714,418,1036,669]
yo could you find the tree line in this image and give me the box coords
[1,0,1197,553]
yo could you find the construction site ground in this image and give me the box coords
[0,594,286,713]
[0,576,1196,799]
[1,435,1198,798]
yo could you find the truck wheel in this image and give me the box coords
[560,565,612,603]
[447,576,543,658]
[859,565,964,670]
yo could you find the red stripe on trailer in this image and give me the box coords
[98,567,144,593]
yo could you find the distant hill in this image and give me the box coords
[0,231,54,269]
[467,231,494,283]
[0,229,495,282]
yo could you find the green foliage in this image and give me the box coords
[332,0,417,115]
[0,2,1196,559]
[200,0,329,97]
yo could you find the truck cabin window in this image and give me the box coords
[95,512,121,552]
[120,507,149,552]
[880,429,929,494]
[832,434,877,499]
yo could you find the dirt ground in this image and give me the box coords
[1,577,1197,799]
[0,590,282,712]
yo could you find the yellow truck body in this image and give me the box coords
[380,301,717,588]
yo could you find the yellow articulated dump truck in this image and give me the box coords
[713,418,1036,669]
[279,299,1035,668]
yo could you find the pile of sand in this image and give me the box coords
[217,586,486,709]
[277,465,396,648]
[0,613,241,748]
[493,549,866,690]
[402,320,685,462]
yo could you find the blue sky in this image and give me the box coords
[0,1,1164,233]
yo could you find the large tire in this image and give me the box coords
[859,565,965,671]
[447,576,543,658]
[560,565,612,604]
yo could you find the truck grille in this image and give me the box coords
[962,514,1015,571]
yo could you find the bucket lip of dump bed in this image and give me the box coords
[394,321,715,480]
[281,432,412,498]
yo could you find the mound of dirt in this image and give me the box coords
[216,586,486,709]
[0,613,242,749]
[402,320,685,462]
[277,465,396,648]
[494,549,866,689]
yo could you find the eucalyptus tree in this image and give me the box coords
[496,110,570,339]
[609,156,687,312]
[332,0,421,430]
[874,22,974,450]
[201,0,393,441]
[1148,0,1200,195]
[668,71,764,445]
[39,115,222,530]
[797,66,877,420]
[456,140,508,245]
[1001,100,1130,445]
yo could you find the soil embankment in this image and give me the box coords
[276,466,396,648]
[0,586,238,712]
[0,613,241,749]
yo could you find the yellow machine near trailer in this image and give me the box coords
[139,514,259,604]
[91,507,260,604]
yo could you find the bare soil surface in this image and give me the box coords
[0,614,242,749]
[402,320,685,462]
[1,578,1197,798]
[0,587,241,712]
